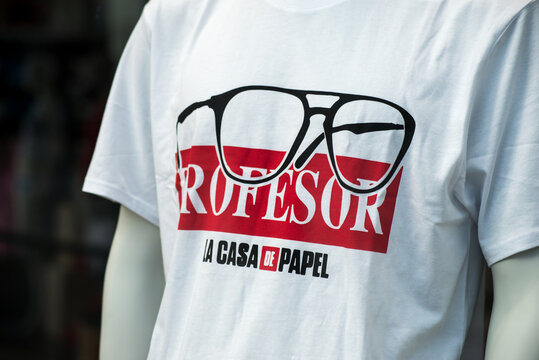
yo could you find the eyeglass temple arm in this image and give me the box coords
[177,100,211,124]
[294,122,404,169]
[176,100,211,169]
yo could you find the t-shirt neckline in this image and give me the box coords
[263,0,349,12]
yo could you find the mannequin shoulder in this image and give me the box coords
[115,206,160,243]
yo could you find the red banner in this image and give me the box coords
[176,146,402,253]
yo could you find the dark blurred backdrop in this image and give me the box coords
[0,1,145,359]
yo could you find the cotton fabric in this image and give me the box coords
[84,0,539,358]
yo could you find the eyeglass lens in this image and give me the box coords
[220,89,304,181]
[331,100,405,190]
[217,89,406,190]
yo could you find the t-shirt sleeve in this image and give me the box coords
[465,2,539,266]
[83,8,159,226]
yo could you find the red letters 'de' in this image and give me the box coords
[260,246,280,272]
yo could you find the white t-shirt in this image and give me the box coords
[84,0,539,359]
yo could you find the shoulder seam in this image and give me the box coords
[140,3,153,47]
[482,0,537,62]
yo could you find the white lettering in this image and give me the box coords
[367,189,385,234]
[290,170,319,225]
[264,251,276,267]
[179,165,207,214]
[233,166,267,218]
[210,166,234,215]
[350,182,386,234]
[321,176,350,229]
[262,170,293,221]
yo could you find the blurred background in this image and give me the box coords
[0,0,145,358]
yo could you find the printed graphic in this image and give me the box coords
[202,239,330,278]
[176,86,415,253]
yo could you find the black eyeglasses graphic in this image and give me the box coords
[176,85,415,194]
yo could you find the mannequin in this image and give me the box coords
[99,206,164,360]
[100,206,539,360]
[486,248,539,359]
